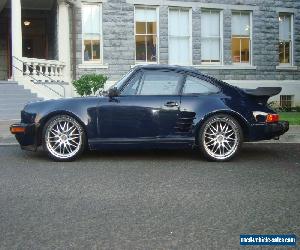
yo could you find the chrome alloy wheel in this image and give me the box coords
[45,117,82,159]
[202,117,239,160]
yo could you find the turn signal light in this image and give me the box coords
[266,114,279,123]
[10,127,25,134]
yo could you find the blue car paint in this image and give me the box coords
[15,65,286,150]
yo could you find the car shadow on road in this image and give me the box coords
[21,143,294,163]
[81,148,203,162]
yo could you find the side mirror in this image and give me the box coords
[108,87,119,98]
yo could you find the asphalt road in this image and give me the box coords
[0,144,299,250]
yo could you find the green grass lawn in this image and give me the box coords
[279,112,300,125]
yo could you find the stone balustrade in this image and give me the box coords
[22,57,65,82]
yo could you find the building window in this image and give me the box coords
[135,6,158,63]
[279,13,293,65]
[82,4,102,63]
[168,8,191,65]
[201,9,222,64]
[280,95,294,108]
[232,11,251,64]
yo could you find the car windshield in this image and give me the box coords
[110,68,136,90]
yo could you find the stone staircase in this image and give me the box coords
[0,81,43,144]
[0,81,42,121]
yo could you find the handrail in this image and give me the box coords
[12,56,66,97]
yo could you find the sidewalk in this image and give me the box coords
[0,120,18,145]
[1,120,300,145]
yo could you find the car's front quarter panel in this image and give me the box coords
[18,97,101,148]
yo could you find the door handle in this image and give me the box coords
[164,101,179,107]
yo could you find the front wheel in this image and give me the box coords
[199,114,243,161]
[42,115,86,161]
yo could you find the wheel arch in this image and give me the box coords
[194,110,250,145]
[36,110,88,146]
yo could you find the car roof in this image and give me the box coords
[134,64,200,74]
[132,64,233,90]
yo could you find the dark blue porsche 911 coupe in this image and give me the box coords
[10,65,289,162]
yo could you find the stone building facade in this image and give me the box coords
[73,0,300,106]
[1,0,300,106]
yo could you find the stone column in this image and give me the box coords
[192,7,201,65]
[159,6,168,64]
[57,0,71,96]
[11,0,23,80]
[223,9,232,65]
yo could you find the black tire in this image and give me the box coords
[198,114,243,162]
[42,115,86,161]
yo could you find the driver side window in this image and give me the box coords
[138,70,181,95]
[120,72,141,95]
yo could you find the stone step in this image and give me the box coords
[0,113,21,120]
[0,84,25,89]
[0,110,21,116]
[0,106,23,113]
[0,97,41,104]
[0,93,38,99]
[0,103,26,109]
[0,81,18,84]
[0,80,43,121]
[0,88,32,94]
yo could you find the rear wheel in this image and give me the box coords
[42,115,86,161]
[199,114,243,161]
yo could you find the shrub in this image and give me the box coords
[268,101,281,112]
[72,74,108,96]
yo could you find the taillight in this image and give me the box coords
[266,114,279,123]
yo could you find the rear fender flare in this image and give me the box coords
[194,110,250,145]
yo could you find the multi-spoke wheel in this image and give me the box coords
[42,115,86,161]
[199,114,243,161]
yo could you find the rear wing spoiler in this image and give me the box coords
[240,87,282,105]
[241,87,282,97]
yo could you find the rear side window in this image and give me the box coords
[182,75,219,95]
[138,71,181,95]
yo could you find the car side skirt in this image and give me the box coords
[88,137,195,150]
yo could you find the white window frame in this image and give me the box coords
[280,95,294,108]
[278,13,294,66]
[231,11,252,65]
[168,7,192,66]
[201,9,223,65]
[81,3,103,65]
[134,5,159,64]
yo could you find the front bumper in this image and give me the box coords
[10,123,38,151]
[249,120,289,141]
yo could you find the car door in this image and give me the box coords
[135,69,183,138]
[97,69,183,140]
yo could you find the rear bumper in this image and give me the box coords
[265,120,289,136]
[10,123,38,151]
[249,121,289,141]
